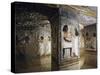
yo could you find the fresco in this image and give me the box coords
[11,2,97,73]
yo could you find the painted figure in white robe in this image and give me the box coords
[62,25,72,58]
[44,36,51,55]
[72,28,79,57]
[39,36,44,56]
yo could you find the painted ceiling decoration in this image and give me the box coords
[67,5,97,26]
[55,5,97,26]
[69,6,97,17]
[46,5,97,26]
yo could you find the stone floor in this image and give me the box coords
[15,49,97,72]
[80,49,97,69]
[15,54,51,73]
[59,49,97,70]
[60,57,80,70]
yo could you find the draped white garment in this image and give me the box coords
[73,36,79,56]
[39,41,51,56]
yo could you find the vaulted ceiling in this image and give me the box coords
[68,5,97,26]
[60,5,97,26]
